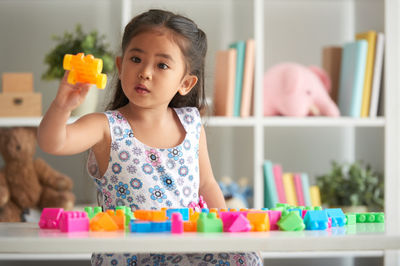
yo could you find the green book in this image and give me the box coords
[229,41,246,117]
[263,160,278,209]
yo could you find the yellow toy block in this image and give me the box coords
[63,53,107,89]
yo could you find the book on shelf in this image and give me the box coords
[338,40,368,117]
[293,173,305,206]
[369,32,385,118]
[282,173,298,206]
[300,173,312,206]
[240,39,255,117]
[309,185,322,207]
[273,164,286,204]
[213,49,237,116]
[229,41,246,117]
[356,30,377,117]
[263,160,279,209]
[322,46,342,105]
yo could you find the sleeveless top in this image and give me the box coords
[87,107,201,211]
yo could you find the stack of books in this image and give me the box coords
[322,31,385,118]
[213,39,255,117]
[263,160,321,209]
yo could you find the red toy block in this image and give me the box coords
[38,208,64,229]
[59,211,89,233]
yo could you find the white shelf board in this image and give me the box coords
[203,116,257,127]
[262,117,386,127]
[0,117,79,127]
[261,250,384,259]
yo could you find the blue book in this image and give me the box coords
[338,40,368,117]
[229,41,246,117]
[263,160,279,209]
[300,173,312,207]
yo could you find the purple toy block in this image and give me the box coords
[171,212,184,234]
[267,210,282,230]
[59,211,89,233]
[38,208,64,229]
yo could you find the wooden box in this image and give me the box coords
[0,92,42,116]
[2,73,33,93]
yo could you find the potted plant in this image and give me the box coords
[316,161,384,212]
[42,24,114,116]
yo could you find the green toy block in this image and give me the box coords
[277,211,305,231]
[116,206,135,225]
[355,212,384,223]
[345,213,356,225]
[271,207,285,212]
[314,206,323,211]
[276,203,290,209]
[84,206,102,219]
[197,212,223,233]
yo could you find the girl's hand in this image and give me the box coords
[53,71,92,112]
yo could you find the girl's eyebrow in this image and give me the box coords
[128,47,174,62]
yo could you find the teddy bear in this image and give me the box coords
[263,62,340,117]
[0,127,75,222]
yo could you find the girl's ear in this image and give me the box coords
[116,56,122,77]
[179,74,198,96]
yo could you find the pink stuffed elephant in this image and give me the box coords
[263,62,340,117]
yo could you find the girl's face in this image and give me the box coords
[116,29,197,110]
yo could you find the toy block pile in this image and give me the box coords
[38,204,384,234]
[0,73,42,116]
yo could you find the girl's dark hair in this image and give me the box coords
[107,9,207,113]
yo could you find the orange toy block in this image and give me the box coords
[134,210,153,221]
[247,212,270,232]
[183,220,197,232]
[90,212,118,231]
[133,210,167,221]
[107,210,126,230]
[152,210,168,222]
[63,53,107,89]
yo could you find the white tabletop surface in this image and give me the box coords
[0,222,398,254]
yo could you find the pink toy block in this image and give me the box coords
[220,212,240,232]
[38,208,64,229]
[267,210,282,230]
[171,213,184,234]
[59,211,89,233]
[227,214,251,232]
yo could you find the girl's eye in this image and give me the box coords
[131,56,141,63]
[158,63,169,70]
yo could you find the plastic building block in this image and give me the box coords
[247,212,270,232]
[303,210,329,230]
[277,211,305,231]
[90,212,119,231]
[63,53,107,89]
[166,208,189,221]
[171,213,184,234]
[356,212,385,223]
[107,210,126,230]
[59,211,89,233]
[151,221,171,232]
[267,210,282,230]
[227,214,251,232]
[134,210,167,221]
[183,220,197,232]
[116,206,134,225]
[131,220,151,233]
[84,206,102,220]
[197,212,223,233]
[326,208,346,227]
[345,213,357,225]
[39,208,64,229]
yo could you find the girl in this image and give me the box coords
[38,9,262,266]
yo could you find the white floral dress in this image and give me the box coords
[87,107,263,266]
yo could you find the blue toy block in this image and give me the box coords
[150,221,171,232]
[303,210,329,230]
[261,208,269,211]
[326,208,346,227]
[201,208,209,213]
[166,208,189,221]
[130,220,151,233]
[288,208,302,218]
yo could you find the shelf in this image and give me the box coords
[203,116,385,128]
[0,223,396,254]
[0,117,78,127]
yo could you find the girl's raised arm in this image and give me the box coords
[37,71,107,155]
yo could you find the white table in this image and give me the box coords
[0,222,398,255]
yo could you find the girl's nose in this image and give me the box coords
[138,70,152,81]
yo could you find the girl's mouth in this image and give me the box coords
[135,84,150,94]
